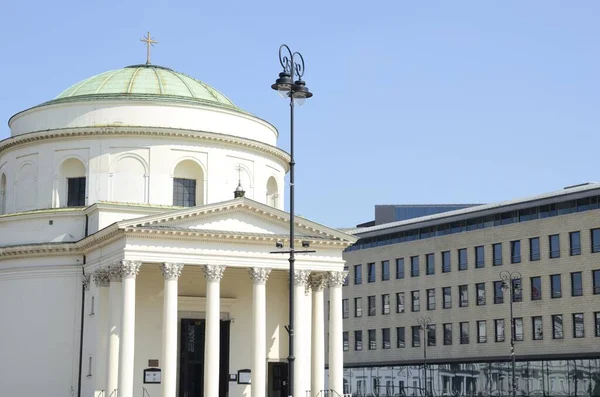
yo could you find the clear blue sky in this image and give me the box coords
[1,1,600,228]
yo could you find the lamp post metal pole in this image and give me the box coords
[500,270,521,397]
[417,317,431,397]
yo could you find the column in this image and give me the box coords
[249,267,272,397]
[117,260,142,397]
[293,270,310,397]
[93,269,110,396]
[328,271,347,397]
[202,265,226,397]
[160,263,184,397]
[310,274,327,397]
[106,265,123,396]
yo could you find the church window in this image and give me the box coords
[173,178,196,207]
[67,177,86,207]
[59,158,87,208]
[266,177,278,207]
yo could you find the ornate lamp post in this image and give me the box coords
[270,44,313,397]
[500,270,522,397]
[417,316,432,397]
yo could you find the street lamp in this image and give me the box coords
[417,316,432,397]
[500,270,522,397]
[270,44,314,397]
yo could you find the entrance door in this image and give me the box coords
[268,362,289,397]
[179,319,230,397]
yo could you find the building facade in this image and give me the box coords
[336,184,600,396]
[0,62,356,397]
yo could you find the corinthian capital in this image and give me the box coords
[202,265,226,282]
[108,264,123,282]
[249,267,272,285]
[82,274,91,291]
[309,273,327,291]
[120,260,142,279]
[161,263,184,280]
[93,269,110,287]
[327,271,348,287]
[293,269,311,287]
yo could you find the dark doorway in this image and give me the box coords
[179,319,230,397]
[268,362,289,397]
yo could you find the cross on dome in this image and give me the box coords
[140,31,158,65]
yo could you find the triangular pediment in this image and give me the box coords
[117,197,357,243]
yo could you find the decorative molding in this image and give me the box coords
[327,271,348,287]
[293,269,311,287]
[82,274,91,291]
[249,267,272,285]
[107,264,123,282]
[202,265,226,282]
[160,262,184,280]
[120,260,142,278]
[93,269,110,287]
[309,273,327,291]
[178,296,237,313]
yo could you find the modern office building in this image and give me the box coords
[374,204,480,226]
[334,183,600,396]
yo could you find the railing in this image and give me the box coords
[97,391,105,397]
[530,252,540,261]
[442,265,451,273]
[551,290,562,298]
[494,296,504,304]
[570,247,581,255]
[460,336,469,344]
[108,389,117,397]
[571,288,583,297]
[475,260,485,268]
[458,263,467,271]
[550,250,561,259]
[493,258,502,266]
[427,304,435,310]
[141,387,151,397]
[511,255,521,263]
[459,300,468,307]
[592,244,600,253]
[443,302,451,309]
[478,336,487,343]
[477,297,485,306]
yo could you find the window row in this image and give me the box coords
[344,312,600,351]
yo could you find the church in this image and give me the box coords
[0,38,355,397]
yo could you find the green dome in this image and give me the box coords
[54,64,237,109]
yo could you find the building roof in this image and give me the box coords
[350,182,600,236]
[47,64,237,109]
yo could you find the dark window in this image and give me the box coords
[395,258,404,279]
[475,246,485,268]
[530,237,540,261]
[595,312,600,337]
[592,229,600,253]
[594,270,600,294]
[458,248,467,270]
[343,331,349,351]
[511,240,521,263]
[354,297,362,317]
[532,316,543,340]
[354,330,362,351]
[493,243,503,266]
[343,266,349,286]
[354,265,362,285]
[382,328,391,349]
[442,287,451,309]
[412,326,421,347]
[382,294,390,315]
[427,325,436,346]
[531,276,542,301]
[368,296,376,316]
[173,178,196,207]
[427,289,435,310]
[459,285,468,307]
[514,318,524,341]
[549,234,560,259]
[381,260,390,281]
[67,177,86,207]
[396,292,405,313]
[571,272,583,297]
[368,329,376,350]
[443,323,452,345]
[477,320,487,343]
[342,299,349,318]
[460,322,469,344]
[410,256,419,277]
[512,278,522,302]
[552,315,564,339]
[551,274,562,298]
[573,313,584,338]
[570,231,581,256]
[495,319,505,342]
[426,253,435,275]
[367,263,375,283]
[411,291,420,312]
[494,281,504,304]
[396,327,405,348]
[476,283,486,305]
[442,251,451,273]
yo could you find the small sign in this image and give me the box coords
[229,374,237,382]
[238,369,251,384]
[144,368,161,384]
[148,359,159,367]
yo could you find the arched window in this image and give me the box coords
[266,177,278,208]
[0,173,6,214]
[58,158,86,207]
[173,160,204,207]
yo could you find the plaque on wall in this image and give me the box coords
[148,359,159,367]
[237,369,251,384]
[144,368,161,384]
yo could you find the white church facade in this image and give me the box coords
[0,62,356,397]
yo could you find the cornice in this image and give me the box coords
[0,126,290,171]
[0,242,79,258]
